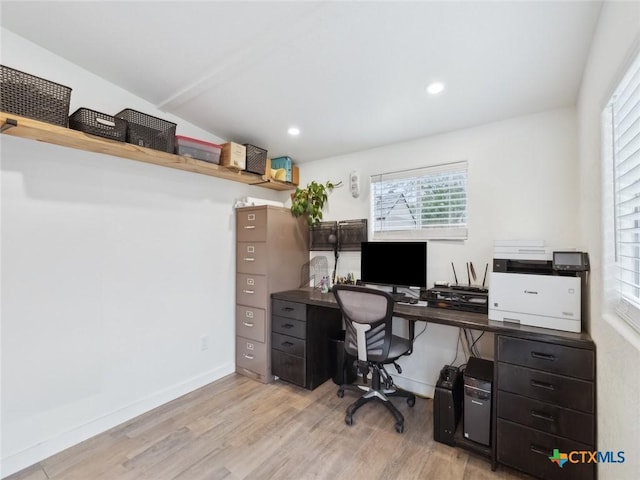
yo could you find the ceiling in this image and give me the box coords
[1,1,603,163]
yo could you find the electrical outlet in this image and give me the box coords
[200,335,209,351]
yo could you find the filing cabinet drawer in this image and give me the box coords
[498,336,594,380]
[498,363,594,413]
[236,336,268,378]
[272,315,306,339]
[497,390,594,444]
[272,299,306,321]
[236,306,266,343]
[236,273,267,308]
[272,349,305,386]
[497,419,595,480]
[237,209,267,242]
[236,242,267,274]
[272,332,305,357]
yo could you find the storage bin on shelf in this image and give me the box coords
[270,156,293,182]
[114,108,176,153]
[175,135,222,163]
[244,144,268,175]
[69,108,127,141]
[221,142,246,169]
[0,64,72,127]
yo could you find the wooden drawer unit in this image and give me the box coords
[235,306,266,343]
[497,336,594,380]
[234,206,309,384]
[236,242,268,275]
[497,419,595,480]
[271,299,343,390]
[495,334,596,480]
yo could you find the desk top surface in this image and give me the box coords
[272,288,594,349]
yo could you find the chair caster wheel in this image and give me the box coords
[337,389,344,398]
[395,422,404,433]
[345,415,353,426]
[407,395,416,407]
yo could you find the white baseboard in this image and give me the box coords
[1,363,235,479]
[393,374,435,398]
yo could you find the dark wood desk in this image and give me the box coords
[271,288,596,480]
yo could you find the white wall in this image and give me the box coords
[300,107,580,395]
[0,29,286,477]
[577,2,640,479]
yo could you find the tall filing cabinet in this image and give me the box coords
[235,205,308,383]
[495,335,596,480]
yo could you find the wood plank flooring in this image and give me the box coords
[6,374,533,480]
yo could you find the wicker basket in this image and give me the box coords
[245,144,268,175]
[69,108,127,141]
[114,108,176,153]
[0,65,71,126]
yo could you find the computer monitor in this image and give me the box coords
[360,241,427,292]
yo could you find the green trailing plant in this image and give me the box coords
[290,180,342,225]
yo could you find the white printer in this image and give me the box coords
[488,241,589,333]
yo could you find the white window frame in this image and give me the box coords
[370,161,468,240]
[603,48,640,340]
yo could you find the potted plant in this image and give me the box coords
[290,180,342,225]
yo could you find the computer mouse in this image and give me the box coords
[409,298,419,304]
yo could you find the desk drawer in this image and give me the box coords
[236,306,266,343]
[497,419,594,480]
[272,349,305,386]
[272,332,305,357]
[236,242,267,275]
[498,336,594,380]
[498,363,594,413]
[237,209,267,242]
[272,299,306,321]
[236,273,267,308]
[498,390,594,444]
[273,315,306,339]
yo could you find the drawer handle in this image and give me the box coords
[283,323,294,329]
[531,380,555,391]
[530,444,552,457]
[531,351,555,361]
[531,410,555,422]
[282,307,294,311]
[243,321,255,327]
[243,353,255,360]
[243,257,255,262]
[243,289,255,294]
[244,225,256,230]
[282,341,294,347]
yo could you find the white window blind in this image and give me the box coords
[370,161,468,240]
[606,49,640,334]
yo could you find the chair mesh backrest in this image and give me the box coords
[333,286,394,362]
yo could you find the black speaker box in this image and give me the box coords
[433,365,463,446]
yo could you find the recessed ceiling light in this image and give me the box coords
[288,127,300,136]
[426,82,445,95]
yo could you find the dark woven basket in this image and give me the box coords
[69,108,127,141]
[114,108,176,153]
[245,144,268,175]
[0,65,71,126]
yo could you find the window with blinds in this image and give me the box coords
[605,48,640,334]
[370,161,468,240]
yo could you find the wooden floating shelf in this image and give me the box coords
[0,112,297,191]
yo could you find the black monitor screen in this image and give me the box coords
[360,241,427,289]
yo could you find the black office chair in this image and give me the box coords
[332,284,416,433]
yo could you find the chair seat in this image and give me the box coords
[386,335,412,361]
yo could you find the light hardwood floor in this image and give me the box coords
[6,374,532,480]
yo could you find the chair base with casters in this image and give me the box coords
[337,361,416,433]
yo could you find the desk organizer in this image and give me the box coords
[69,108,127,141]
[0,65,72,127]
[114,108,176,153]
